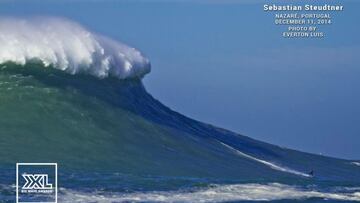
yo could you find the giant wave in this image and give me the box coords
[0,17,360,203]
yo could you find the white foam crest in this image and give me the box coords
[60,183,360,202]
[219,142,311,177]
[0,17,151,79]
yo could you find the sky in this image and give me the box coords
[0,0,359,159]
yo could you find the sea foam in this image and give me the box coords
[59,183,360,202]
[0,17,151,79]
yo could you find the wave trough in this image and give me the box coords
[0,17,151,79]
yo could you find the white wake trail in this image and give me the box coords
[219,142,311,177]
[352,162,360,167]
[0,17,150,79]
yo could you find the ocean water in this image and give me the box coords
[0,18,359,202]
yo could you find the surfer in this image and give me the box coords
[308,170,314,177]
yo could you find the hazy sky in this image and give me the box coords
[0,0,359,159]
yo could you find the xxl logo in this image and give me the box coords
[22,174,53,190]
[16,163,57,203]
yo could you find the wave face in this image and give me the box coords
[0,18,150,79]
[0,18,360,202]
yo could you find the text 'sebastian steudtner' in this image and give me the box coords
[264,4,344,11]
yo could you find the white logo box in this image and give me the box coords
[16,163,58,203]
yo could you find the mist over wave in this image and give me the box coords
[0,17,151,79]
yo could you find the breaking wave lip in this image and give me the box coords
[219,142,311,177]
[59,183,360,202]
[0,17,151,79]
